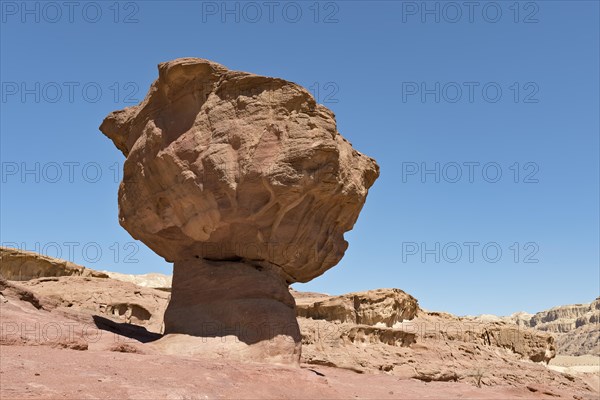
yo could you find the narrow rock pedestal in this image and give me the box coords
[162,259,301,364]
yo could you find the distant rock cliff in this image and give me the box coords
[528,300,599,333]
[477,298,600,356]
[528,299,600,356]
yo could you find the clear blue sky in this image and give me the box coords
[1,1,598,316]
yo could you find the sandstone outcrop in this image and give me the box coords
[17,276,169,333]
[2,252,596,396]
[530,303,594,332]
[294,289,558,378]
[296,288,418,326]
[99,58,379,363]
[556,324,600,356]
[0,277,89,350]
[1,248,168,334]
[0,246,108,281]
[498,298,600,356]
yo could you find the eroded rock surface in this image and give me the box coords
[159,258,301,364]
[99,58,379,363]
[294,290,559,379]
[296,288,418,326]
[1,256,597,397]
[498,298,600,356]
[17,276,169,333]
[100,58,379,278]
[0,246,108,281]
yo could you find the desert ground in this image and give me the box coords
[1,247,598,399]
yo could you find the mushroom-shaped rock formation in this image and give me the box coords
[100,58,379,363]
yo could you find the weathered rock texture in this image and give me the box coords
[0,246,108,281]
[497,298,600,356]
[99,58,379,276]
[556,324,600,356]
[296,288,418,326]
[159,259,302,364]
[295,289,558,379]
[99,58,379,363]
[528,299,600,333]
[1,251,597,397]
[17,276,169,333]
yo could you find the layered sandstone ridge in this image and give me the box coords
[296,288,418,326]
[495,299,600,356]
[489,299,600,334]
[529,299,600,332]
[294,289,557,378]
[0,246,108,281]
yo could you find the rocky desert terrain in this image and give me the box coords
[1,246,598,399]
[2,58,598,399]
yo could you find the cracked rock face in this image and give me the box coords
[100,58,379,363]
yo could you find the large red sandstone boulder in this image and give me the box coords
[100,58,379,363]
[100,58,378,279]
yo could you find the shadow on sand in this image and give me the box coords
[92,315,162,343]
